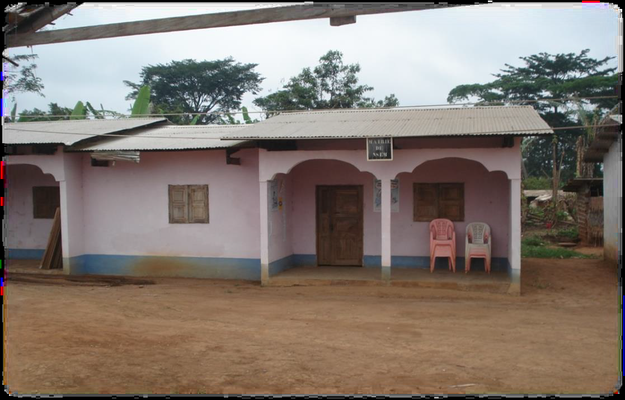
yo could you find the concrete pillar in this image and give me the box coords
[381,178,392,282]
[59,154,85,275]
[259,180,270,285]
[508,178,522,295]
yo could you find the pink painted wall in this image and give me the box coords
[287,157,509,259]
[6,164,59,250]
[81,149,260,259]
[289,160,380,256]
[268,173,293,263]
[393,158,510,258]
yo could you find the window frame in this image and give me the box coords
[413,182,465,222]
[168,184,209,224]
[32,186,60,219]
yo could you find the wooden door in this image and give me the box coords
[316,186,363,266]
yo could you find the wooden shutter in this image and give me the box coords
[439,183,464,221]
[188,185,209,223]
[33,186,60,219]
[169,185,188,223]
[414,183,439,222]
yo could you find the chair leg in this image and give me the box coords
[430,256,435,273]
[465,257,470,274]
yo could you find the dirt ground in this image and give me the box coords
[5,258,621,395]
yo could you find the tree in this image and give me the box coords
[17,103,73,122]
[3,54,45,99]
[124,58,263,125]
[447,49,617,186]
[254,50,399,116]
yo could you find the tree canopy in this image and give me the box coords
[254,50,399,116]
[447,49,617,183]
[124,58,263,125]
[4,54,45,99]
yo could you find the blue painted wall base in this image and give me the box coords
[291,254,510,273]
[67,254,261,281]
[7,249,44,260]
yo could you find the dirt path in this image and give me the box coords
[5,258,620,395]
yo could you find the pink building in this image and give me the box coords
[4,106,554,294]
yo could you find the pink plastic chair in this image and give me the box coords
[465,222,492,273]
[429,219,456,273]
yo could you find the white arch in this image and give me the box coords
[6,151,66,181]
[259,144,521,182]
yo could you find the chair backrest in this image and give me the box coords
[466,222,490,244]
[430,219,454,240]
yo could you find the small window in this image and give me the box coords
[413,183,464,222]
[168,185,209,224]
[33,186,60,219]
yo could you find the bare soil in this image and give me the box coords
[5,258,620,395]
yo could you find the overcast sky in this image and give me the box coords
[3,2,621,119]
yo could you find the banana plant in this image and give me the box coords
[70,101,87,120]
[130,85,151,117]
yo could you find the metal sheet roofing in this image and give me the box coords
[70,125,249,151]
[3,118,168,146]
[221,106,554,140]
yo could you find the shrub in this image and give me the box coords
[523,177,552,190]
[556,227,579,240]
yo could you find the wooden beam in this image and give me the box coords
[330,15,357,26]
[6,4,455,48]
[226,148,241,165]
[11,4,79,35]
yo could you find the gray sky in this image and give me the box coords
[3,2,621,119]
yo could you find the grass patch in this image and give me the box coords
[522,235,593,259]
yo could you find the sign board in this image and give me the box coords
[367,137,393,161]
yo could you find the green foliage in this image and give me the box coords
[556,227,579,240]
[85,102,104,119]
[130,86,151,117]
[523,177,552,190]
[447,49,618,184]
[522,245,591,259]
[555,210,569,222]
[4,54,45,99]
[242,106,254,124]
[70,101,87,120]
[10,103,17,122]
[124,58,263,125]
[522,235,591,258]
[254,50,399,115]
[522,236,545,247]
[17,102,72,122]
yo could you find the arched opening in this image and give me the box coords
[393,157,510,272]
[6,164,61,265]
[266,159,378,275]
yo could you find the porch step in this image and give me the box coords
[267,278,385,288]
[267,277,510,294]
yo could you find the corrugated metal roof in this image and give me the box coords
[3,118,168,146]
[70,125,249,151]
[221,106,554,140]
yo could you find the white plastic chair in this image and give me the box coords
[465,222,491,273]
